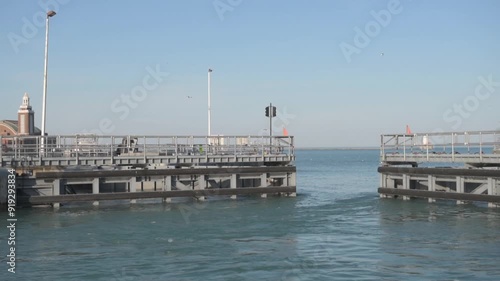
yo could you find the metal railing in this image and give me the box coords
[380,130,500,163]
[0,134,294,167]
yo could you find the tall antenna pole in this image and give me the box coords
[208,68,212,136]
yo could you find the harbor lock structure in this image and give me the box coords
[378,130,500,207]
[0,134,296,208]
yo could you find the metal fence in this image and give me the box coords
[380,130,500,162]
[1,134,294,165]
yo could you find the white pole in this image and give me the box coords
[208,68,212,136]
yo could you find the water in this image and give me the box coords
[2,149,500,280]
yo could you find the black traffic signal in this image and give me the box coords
[265,106,277,117]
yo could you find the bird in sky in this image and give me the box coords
[380,52,384,56]
[187,96,193,99]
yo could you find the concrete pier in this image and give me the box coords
[379,130,500,207]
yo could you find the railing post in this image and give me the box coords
[143,136,146,162]
[76,135,80,164]
[38,136,42,164]
[14,137,18,160]
[403,135,406,161]
[451,133,455,161]
[234,136,237,155]
[380,135,384,162]
[465,131,470,154]
[288,136,292,161]
[174,136,178,161]
[261,136,265,161]
[479,132,483,161]
[36,136,39,157]
[63,136,66,155]
[205,136,209,162]
[156,137,159,155]
[111,136,114,163]
[426,134,429,161]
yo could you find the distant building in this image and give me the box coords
[1,93,41,146]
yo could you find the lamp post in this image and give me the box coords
[41,10,56,150]
[208,68,212,136]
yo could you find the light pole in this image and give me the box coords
[41,10,56,149]
[208,68,212,136]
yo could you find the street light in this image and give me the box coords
[41,10,56,148]
[208,68,212,136]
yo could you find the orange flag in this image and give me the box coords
[283,127,289,136]
[406,125,412,135]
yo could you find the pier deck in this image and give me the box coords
[0,135,296,208]
[378,130,500,207]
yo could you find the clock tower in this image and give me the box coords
[17,93,35,135]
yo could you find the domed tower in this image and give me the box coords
[17,93,35,135]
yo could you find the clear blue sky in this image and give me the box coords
[1,0,499,147]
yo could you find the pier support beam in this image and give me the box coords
[129,177,137,204]
[488,178,499,208]
[288,172,297,197]
[456,176,466,205]
[379,174,389,198]
[163,176,172,203]
[53,179,64,208]
[428,175,436,203]
[402,174,410,201]
[92,178,99,206]
[230,174,237,199]
[196,175,206,201]
[378,166,500,206]
[380,174,387,188]
[260,173,268,198]
[20,165,298,207]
